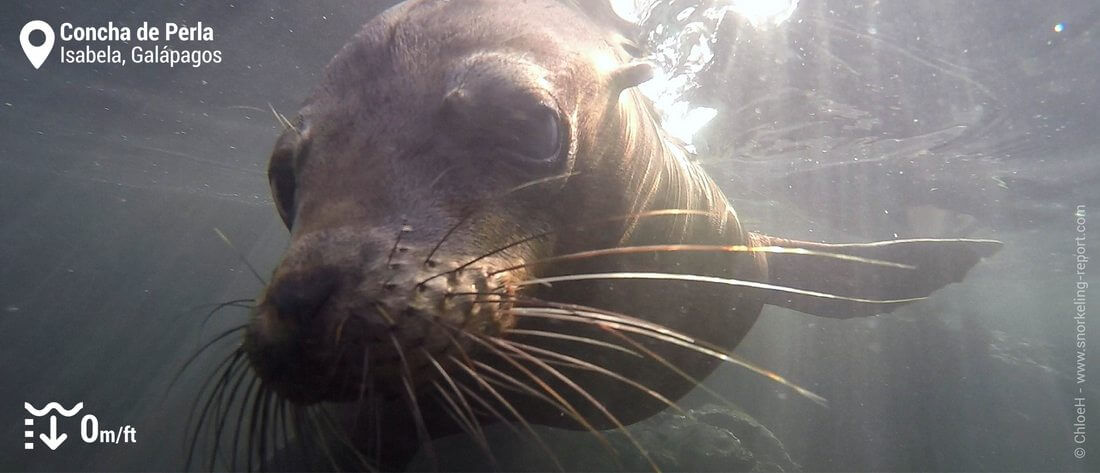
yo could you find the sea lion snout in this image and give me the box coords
[245,226,516,404]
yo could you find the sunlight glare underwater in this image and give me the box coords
[610,0,799,146]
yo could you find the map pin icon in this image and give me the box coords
[20,20,55,70]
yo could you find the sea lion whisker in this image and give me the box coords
[301,406,356,472]
[300,408,330,470]
[510,296,696,344]
[422,171,579,266]
[213,227,267,286]
[388,332,437,471]
[424,213,474,268]
[497,337,684,416]
[374,303,398,328]
[505,328,643,358]
[291,406,310,464]
[275,401,291,468]
[448,357,566,472]
[506,170,581,195]
[423,350,489,448]
[171,325,248,395]
[527,354,601,371]
[297,408,339,472]
[286,406,306,467]
[447,292,511,302]
[244,378,267,470]
[415,315,544,409]
[511,307,828,406]
[409,312,591,431]
[421,349,479,425]
[333,312,353,346]
[371,393,382,464]
[506,303,771,419]
[197,299,253,333]
[262,392,278,470]
[418,208,713,287]
[463,334,620,462]
[290,408,317,467]
[490,243,914,276]
[514,272,925,306]
[488,337,660,473]
[310,406,378,472]
[192,348,251,471]
[172,298,254,325]
[212,357,254,470]
[404,312,589,431]
[354,346,371,427]
[287,405,302,461]
[428,165,459,191]
[451,383,529,452]
[185,349,244,471]
[279,402,295,465]
[465,348,613,456]
[411,295,688,466]
[245,384,268,472]
[326,333,362,387]
[595,325,749,420]
[425,321,550,466]
[430,380,500,469]
[369,364,380,461]
[429,380,475,431]
[270,397,283,462]
[257,390,275,471]
[470,360,562,408]
[468,357,631,470]
[268,102,300,137]
[274,397,288,464]
[427,380,480,444]
[215,353,253,470]
[230,375,260,470]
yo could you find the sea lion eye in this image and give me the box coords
[502,103,565,165]
[442,84,568,167]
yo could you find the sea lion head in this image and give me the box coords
[245,0,660,405]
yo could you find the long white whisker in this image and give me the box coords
[506,328,643,358]
[498,337,684,415]
[514,272,923,305]
[491,243,914,275]
[510,306,828,406]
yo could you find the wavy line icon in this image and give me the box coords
[24,402,83,417]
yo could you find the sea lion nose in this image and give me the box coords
[265,267,341,323]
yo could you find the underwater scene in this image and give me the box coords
[0,0,1097,471]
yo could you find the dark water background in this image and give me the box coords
[0,0,1096,471]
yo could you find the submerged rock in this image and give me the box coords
[409,404,798,472]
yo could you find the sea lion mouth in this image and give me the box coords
[242,241,520,405]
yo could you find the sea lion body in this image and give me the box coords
[227,0,1000,469]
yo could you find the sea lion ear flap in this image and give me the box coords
[609,62,656,94]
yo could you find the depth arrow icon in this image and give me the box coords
[39,416,67,450]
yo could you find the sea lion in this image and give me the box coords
[194,0,1001,470]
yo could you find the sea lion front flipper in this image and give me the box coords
[749,233,1002,319]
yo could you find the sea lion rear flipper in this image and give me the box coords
[749,233,1002,319]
